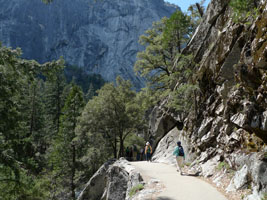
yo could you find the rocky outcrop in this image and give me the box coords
[77,158,143,200]
[148,104,180,149]
[0,0,176,89]
[152,127,196,164]
[148,0,267,199]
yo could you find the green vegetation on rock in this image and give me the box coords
[129,184,144,197]
[135,10,199,114]
[230,0,259,22]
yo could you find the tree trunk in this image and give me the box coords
[114,136,117,158]
[119,134,124,158]
[29,85,36,137]
[196,3,204,17]
[71,144,76,200]
[194,90,198,118]
[56,79,61,133]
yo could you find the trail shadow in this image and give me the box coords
[181,172,200,177]
[156,197,176,200]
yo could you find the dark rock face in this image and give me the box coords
[148,105,178,149]
[0,0,176,88]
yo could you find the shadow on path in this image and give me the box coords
[156,197,175,200]
[181,172,200,177]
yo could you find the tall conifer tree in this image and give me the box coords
[50,84,85,200]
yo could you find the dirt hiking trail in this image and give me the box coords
[131,161,228,200]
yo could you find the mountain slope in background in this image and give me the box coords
[0,0,177,88]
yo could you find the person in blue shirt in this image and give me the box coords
[173,141,185,175]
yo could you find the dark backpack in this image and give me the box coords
[178,146,184,156]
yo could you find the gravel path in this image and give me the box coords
[130,161,228,200]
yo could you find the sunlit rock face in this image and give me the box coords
[148,0,267,199]
[77,158,143,200]
[0,0,177,88]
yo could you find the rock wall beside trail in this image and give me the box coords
[152,127,196,165]
[77,158,143,200]
[149,0,267,199]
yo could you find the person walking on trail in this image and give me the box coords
[133,145,138,161]
[173,141,185,175]
[145,142,152,162]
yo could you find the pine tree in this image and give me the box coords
[187,0,206,32]
[85,83,95,101]
[134,10,199,114]
[44,68,67,143]
[50,84,85,200]
[76,77,144,160]
[0,44,65,199]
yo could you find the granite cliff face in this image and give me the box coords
[0,0,176,88]
[149,0,267,199]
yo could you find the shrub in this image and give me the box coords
[230,0,259,23]
[129,184,144,197]
[261,193,267,200]
[217,161,230,171]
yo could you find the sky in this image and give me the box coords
[165,0,211,12]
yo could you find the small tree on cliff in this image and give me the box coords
[230,0,259,22]
[134,10,198,114]
[134,10,191,90]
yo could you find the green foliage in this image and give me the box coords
[129,184,144,197]
[261,193,267,200]
[42,0,53,4]
[187,0,206,31]
[217,161,230,171]
[163,10,191,52]
[0,168,49,200]
[124,133,146,151]
[0,44,64,199]
[135,11,192,91]
[230,0,259,22]
[76,77,145,159]
[49,84,85,199]
[168,81,199,113]
[135,10,199,114]
[43,67,67,140]
[135,19,169,88]
[184,162,191,167]
[64,65,105,95]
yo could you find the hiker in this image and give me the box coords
[173,141,185,175]
[145,142,152,162]
[129,147,133,161]
[125,146,130,161]
[133,145,138,161]
[140,147,144,161]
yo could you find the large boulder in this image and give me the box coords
[152,127,196,164]
[148,105,178,149]
[77,158,143,200]
[226,165,249,192]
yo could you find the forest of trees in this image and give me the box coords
[1,0,255,199]
[0,44,150,199]
[0,4,202,200]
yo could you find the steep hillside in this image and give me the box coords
[0,0,176,88]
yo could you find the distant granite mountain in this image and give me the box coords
[0,0,177,88]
